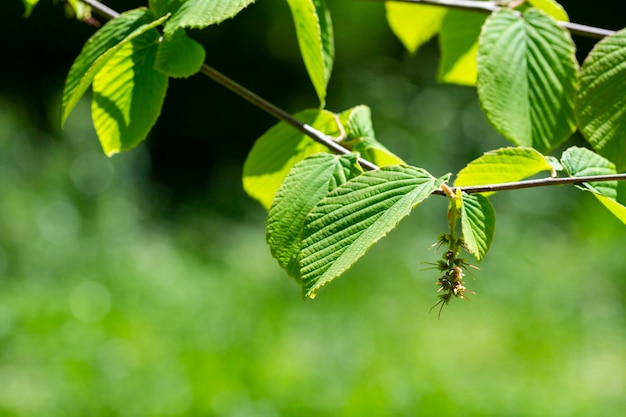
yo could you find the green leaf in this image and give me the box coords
[163,0,255,34]
[61,9,169,127]
[560,147,626,225]
[267,153,362,281]
[454,147,555,195]
[339,105,405,166]
[286,0,334,106]
[437,11,486,86]
[460,193,495,262]
[299,166,448,299]
[91,29,169,156]
[576,27,626,171]
[154,29,206,78]
[22,0,39,17]
[385,3,446,54]
[527,0,568,22]
[592,194,626,225]
[242,109,339,210]
[560,147,617,198]
[477,8,577,153]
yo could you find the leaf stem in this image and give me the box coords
[375,0,616,39]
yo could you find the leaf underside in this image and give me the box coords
[267,153,362,281]
[460,193,495,262]
[299,166,448,299]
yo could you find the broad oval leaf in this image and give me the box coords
[576,27,626,171]
[454,147,555,195]
[477,8,577,153]
[460,193,495,262]
[243,109,339,210]
[561,146,617,198]
[267,153,362,281]
[299,166,448,299]
[163,0,255,35]
[438,10,486,86]
[286,0,334,106]
[91,29,169,156]
[385,3,446,54]
[154,29,206,78]
[61,9,169,127]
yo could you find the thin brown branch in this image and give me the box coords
[375,0,616,39]
[432,173,626,195]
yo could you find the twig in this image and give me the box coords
[433,173,626,195]
[199,65,379,171]
[77,0,626,196]
[375,0,616,39]
[82,0,379,171]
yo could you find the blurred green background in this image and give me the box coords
[1,0,625,416]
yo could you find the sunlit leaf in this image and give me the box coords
[22,0,39,17]
[91,30,168,156]
[437,10,486,86]
[477,8,577,152]
[527,0,568,22]
[61,9,169,127]
[385,3,446,54]
[286,0,334,106]
[460,193,495,262]
[340,105,405,166]
[592,193,626,225]
[242,110,338,210]
[154,29,206,78]
[454,147,555,196]
[267,153,362,281]
[576,27,626,171]
[300,166,448,298]
[162,0,255,34]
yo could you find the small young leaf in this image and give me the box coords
[163,0,255,35]
[460,193,495,262]
[385,3,446,54]
[267,153,362,281]
[477,8,577,153]
[576,27,626,171]
[286,0,334,106]
[339,105,405,166]
[242,109,338,210]
[454,147,555,195]
[91,30,168,156]
[61,9,169,127]
[437,11,486,86]
[560,147,626,225]
[561,147,617,198]
[154,29,206,78]
[299,166,449,299]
